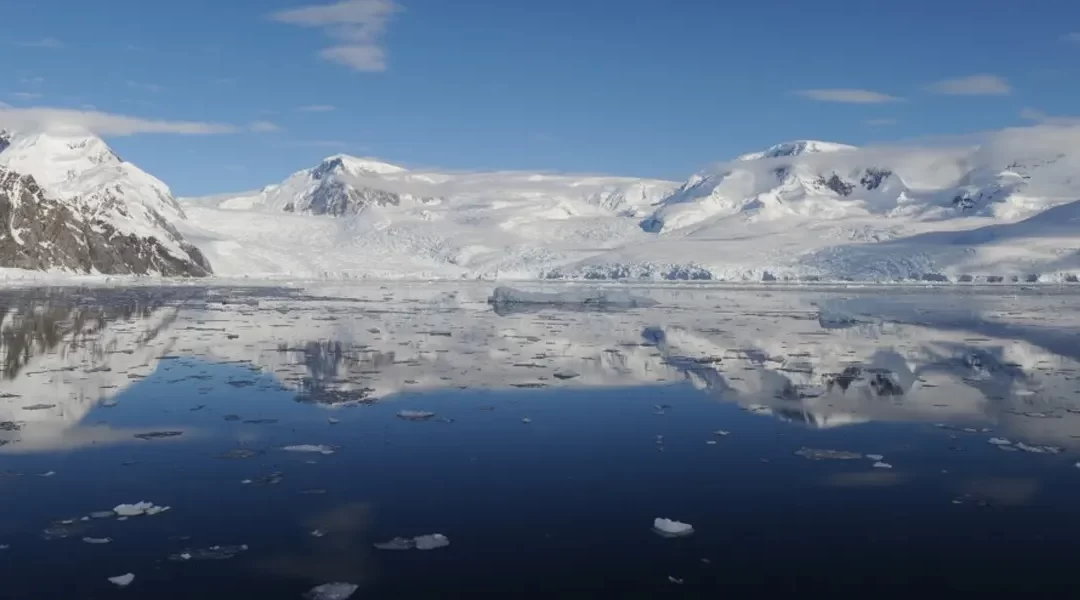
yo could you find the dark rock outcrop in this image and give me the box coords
[0,168,211,276]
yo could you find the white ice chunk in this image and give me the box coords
[872,461,893,469]
[283,445,335,455]
[396,410,436,421]
[488,286,657,308]
[108,573,134,588]
[414,534,450,550]
[988,438,1013,446]
[83,537,112,544]
[373,534,450,551]
[653,518,694,537]
[113,502,170,517]
[866,454,885,461]
[303,583,358,600]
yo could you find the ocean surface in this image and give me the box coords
[2,283,1079,597]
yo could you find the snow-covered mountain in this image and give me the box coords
[0,131,211,276]
[179,157,679,279]
[178,125,1080,283]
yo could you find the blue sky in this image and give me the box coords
[1,0,1078,195]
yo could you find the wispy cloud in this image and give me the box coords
[19,75,45,86]
[15,37,65,49]
[298,104,337,112]
[795,89,902,104]
[10,92,42,101]
[1019,107,1080,126]
[864,118,897,126]
[275,140,351,149]
[269,0,401,72]
[249,120,282,133]
[924,74,1011,96]
[1061,32,1080,43]
[0,106,238,136]
[126,80,165,93]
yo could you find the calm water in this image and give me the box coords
[2,283,1080,597]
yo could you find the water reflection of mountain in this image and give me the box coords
[1,283,1079,451]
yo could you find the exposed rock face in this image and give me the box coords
[0,131,10,154]
[0,168,211,276]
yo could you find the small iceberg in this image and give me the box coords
[872,461,893,469]
[108,573,134,588]
[988,438,1012,446]
[83,537,112,544]
[303,583,359,600]
[373,533,450,551]
[113,502,170,517]
[283,444,335,455]
[653,518,694,538]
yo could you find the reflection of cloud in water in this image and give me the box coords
[1,283,1080,452]
[0,424,195,454]
[823,471,914,488]
[950,477,1041,507]
[251,502,374,587]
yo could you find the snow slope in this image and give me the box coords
[178,125,1080,282]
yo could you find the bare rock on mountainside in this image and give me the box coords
[0,168,211,276]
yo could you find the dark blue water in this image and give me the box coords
[2,284,1080,597]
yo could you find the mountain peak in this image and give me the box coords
[736,140,857,162]
[316,154,406,177]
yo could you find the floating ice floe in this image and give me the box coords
[988,438,1013,446]
[522,418,532,424]
[1015,442,1063,454]
[113,502,170,517]
[311,529,326,538]
[795,448,862,461]
[872,462,894,469]
[865,454,885,461]
[303,582,359,600]
[653,518,694,538]
[134,431,184,441]
[488,286,657,309]
[38,471,56,477]
[83,537,112,544]
[668,576,684,585]
[108,573,134,588]
[283,445,335,455]
[396,410,436,421]
[373,534,450,551]
[169,544,249,561]
[328,417,340,425]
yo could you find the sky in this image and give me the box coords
[0,0,1078,196]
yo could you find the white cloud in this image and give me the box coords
[16,37,65,49]
[1061,32,1080,43]
[1020,107,1080,126]
[0,107,237,136]
[795,89,902,104]
[126,81,165,93]
[19,76,45,86]
[269,0,401,72]
[10,92,42,101]
[249,120,282,133]
[925,74,1011,96]
[298,104,337,112]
